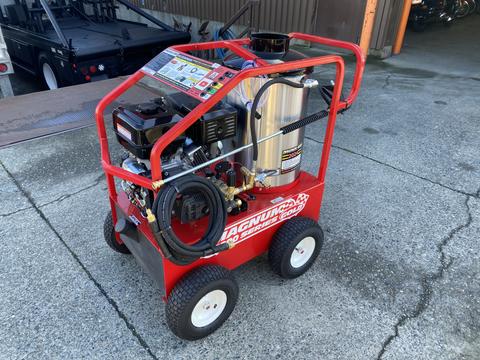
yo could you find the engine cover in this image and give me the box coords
[169,92,238,145]
[113,100,181,159]
[113,94,238,159]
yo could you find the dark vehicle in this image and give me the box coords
[0,0,190,89]
[409,0,455,31]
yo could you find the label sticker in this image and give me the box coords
[271,197,284,204]
[117,124,132,141]
[194,78,213,90]
[281,144,303,174]
[129,215,141,225]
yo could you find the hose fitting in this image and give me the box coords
[151,174,228,264]
[302,79,319,88]
[152,179,164,191]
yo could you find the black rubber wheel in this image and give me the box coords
[38,52,62,90]
[268,217,324,279]
[104,211,131,254]
[166,265,238,340]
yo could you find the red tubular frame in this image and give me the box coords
[95,33,365,220]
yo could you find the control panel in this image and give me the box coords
[142,49,237,102]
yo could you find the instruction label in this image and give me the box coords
[281,144,303,174]
[141,49,235,102]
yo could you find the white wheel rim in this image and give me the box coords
[191,290,227,328]
[43,63,58,90]
[290,236,316,268]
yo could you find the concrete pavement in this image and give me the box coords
[0,17,479,360]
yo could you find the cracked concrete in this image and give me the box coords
[37,174,105,208]
[0,159,158,360]
[0,166,152,359]
[382,75,391,90]
[0,206,32,218]
[305,136,479,198]
[381,196,480,360]
[377,192,477,359]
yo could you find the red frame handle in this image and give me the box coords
[288,32,365,108]
[95,33,365,197]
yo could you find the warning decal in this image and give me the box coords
[281,144,303,174]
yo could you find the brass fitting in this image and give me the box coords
[151,179,164,191]
[241,166,256,188]
[225,186,237,201]
[146,208,156,223]
[226,238,236,249]
[217,166,256,202]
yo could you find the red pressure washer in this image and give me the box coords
[95,32,365,340]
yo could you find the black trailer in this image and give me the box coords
[0,0,190,89]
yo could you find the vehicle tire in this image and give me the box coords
[104,211,131,254]
[166,265,238,340]
[268,217,324,279]
[467,0,476,13]
[38,53,61,90]
[443,18,454,27]
[455,0,470,17]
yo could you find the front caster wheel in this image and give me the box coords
[166,265,238,340]
[103,211,130,254]
[268,216,324,279]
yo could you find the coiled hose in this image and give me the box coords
[151,175,229,265]
[249,78,305,162]
[213,28,236,59]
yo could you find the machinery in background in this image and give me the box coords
[410,0,456,31]
[409,0,477,31]
[453,0,478,17]
[0,0,190,89]
[96,32,365,340]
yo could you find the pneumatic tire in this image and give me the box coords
[38,52,62,90]
[166,265,238,340]
[104,211,131,254]
[268,217,324,279]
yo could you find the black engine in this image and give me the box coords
[113,93,237,160]
[112,92,240,221]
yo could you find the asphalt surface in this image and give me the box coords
[0,17,479,359]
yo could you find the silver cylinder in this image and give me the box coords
[225,75,309,187]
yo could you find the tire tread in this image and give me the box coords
[104,211,130,254]
[166,265,238,340]
[268,217,323,278]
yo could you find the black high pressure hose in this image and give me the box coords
[149,79,322,265]
[151,174,229,264]
[249,78,306,162]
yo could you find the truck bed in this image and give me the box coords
[43,18,190,56]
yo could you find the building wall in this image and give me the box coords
[119,0,403,56]
[124,0,362,41]
[370,0,403,57]
[315,0,367,43]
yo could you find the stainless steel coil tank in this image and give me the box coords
[225,74,309,187]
